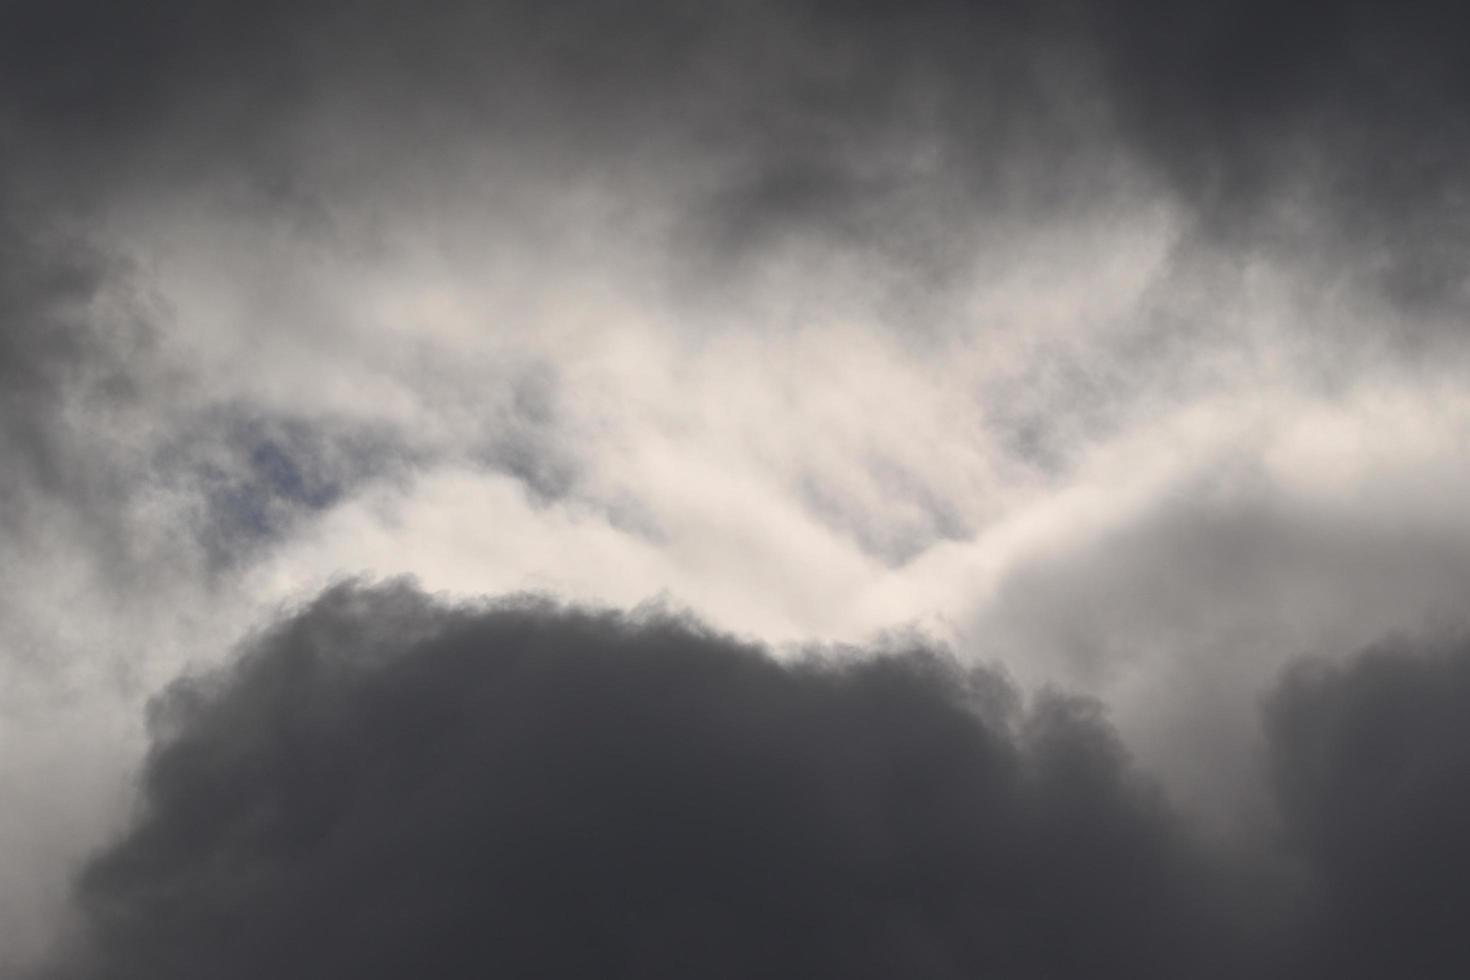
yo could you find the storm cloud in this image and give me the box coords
[41,583,1470,979]
[51,583,1256,980]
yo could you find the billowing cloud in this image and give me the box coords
[41,584,1470,979]
[48,583,1258,980]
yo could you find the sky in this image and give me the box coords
[3,0,1470,976]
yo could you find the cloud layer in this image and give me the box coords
[3,0,1470,972]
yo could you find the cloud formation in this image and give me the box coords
[50,584,1254,980]
[3,0,1470,972]
[42,583,1470,979]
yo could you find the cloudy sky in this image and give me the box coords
[4,1,1470,976]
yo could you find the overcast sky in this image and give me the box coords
[4,1,1470,976]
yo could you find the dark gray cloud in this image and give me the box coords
[1268,634,1470,979]
[48,582,1260,980]
[10,0,1464,303]
[1074,0,1470,317]
[44,583,1470,979]
[0,224,112,509]
[0,214,158,577]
